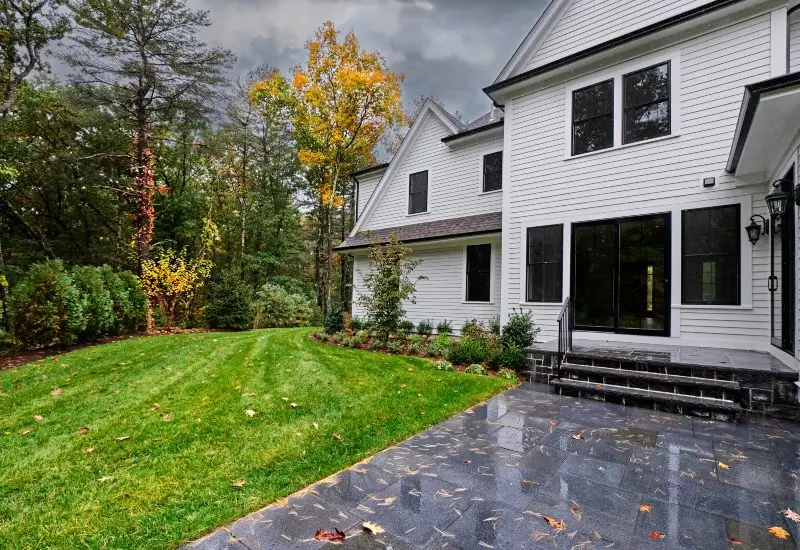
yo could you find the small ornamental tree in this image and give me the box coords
[357,234,425,343]
[139,249,211,326]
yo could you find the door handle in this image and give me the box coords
[768,276,778,292]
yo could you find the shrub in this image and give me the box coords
[488,316,501,336]
[427,345,438,357]
[350,317,365,331]
[266,276,314,299]
[71,266,115,340]
[253,284,316,328]
[10,260,86,348]
[434,360,453,371]
[436,320,453,335]
[116,271,148,332]
[461,319,485,338]
[312,329,328,340]
[204,275,254,331]
[386,340,404,354]
[447,336,491,365]
[331,332,344,344]
[323,302,345,334]
[140,248,211,326]
[489,344,526,372]
[344,336,359,348]
[501,309,539,350]
[407,342,423,355]
[465,364,487,375]
[409,334,425,346]
[417,319,434,336]
[369,339,383,351]
[497,367,517,380]
[430,333,453,357]
[398,319,415,333]
[353,330,369,346]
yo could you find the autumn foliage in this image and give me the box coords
[139,249,211,326]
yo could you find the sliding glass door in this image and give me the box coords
[572,213,671,336]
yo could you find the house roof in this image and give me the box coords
[441,108,505,144]
[336,211,502,251]
[351,163,390,181]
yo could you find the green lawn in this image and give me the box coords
[0,328,513,549]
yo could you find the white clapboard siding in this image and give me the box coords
[523,0,710,72]
[351,238,502,331]
[790,8,800,72]
[361,113,503,231]
[356,172,382,221]
[505,14,773,348]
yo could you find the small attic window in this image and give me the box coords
[483,152,503,193]
[408,171,428,214]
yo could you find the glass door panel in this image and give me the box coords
[771,168,795,354]
[573,221,616,329]
[618,216,668,333]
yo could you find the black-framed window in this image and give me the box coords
[408,171,428,214]
[483,151,503,193]
[572,79,614,156]
[466,244,492,302]
[526,225,563,302]
[623,61,670,145]
[682,205,740,305]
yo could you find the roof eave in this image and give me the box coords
[442,121,505,144]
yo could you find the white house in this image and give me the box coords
[338,0,800,377]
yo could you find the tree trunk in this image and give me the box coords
[133,123,153,276]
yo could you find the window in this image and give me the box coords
[526,225,563,302]
[408,171,428,214]
[483,151,503,193]
[682,205,740,305]
[623,62,670,144]
[572,79,614,156]
[466,244,492,302]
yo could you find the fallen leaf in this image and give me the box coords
[33,415,43,422]
[571,433,585,440]
[639,504,653,512]
[231,479,246,488]
[522,479,536,485]
[282,397,289,401]
[543,516,566,532]
[400,384,407,388]
[161,413,173,422]
[407,367,413,372]
[19,429,31,436]
[717,462,730,470]
[114,435,130,442]
[570,501,581,520]
[377,497,396,506]
[314,529,345,543]
[312,422,319,429]
[50,388,63,397]
[78,426,90,435]
[730,538,742,545]
[245,409,256,418]
[769,526,790,539]
[332,432,343,442]
[98,475,113,483]
[153,403,161,410]
[648,532,665,539]
[290,403,297,408]
[784,508,800,522]
[83,447,95,454]
[362,521,385,534]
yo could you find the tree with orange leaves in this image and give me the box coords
[249,21,406,312]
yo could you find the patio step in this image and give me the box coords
[560,363,741,391]
[551,378,742,414]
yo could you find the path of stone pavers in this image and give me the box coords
[184,383,800,549]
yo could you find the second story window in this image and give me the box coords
[483,151,503,193]
[572,79,614,156]
[408,170,428,214]
[623,62,670,145]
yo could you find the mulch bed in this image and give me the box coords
[0,327,218,372]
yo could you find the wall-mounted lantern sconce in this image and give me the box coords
[766,179,793,221]
[745,215,769,245]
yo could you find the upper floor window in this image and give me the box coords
[526,224,563,303]
[483,151,503,193]
[623,62,670,145]
[572,79,614,156]
[408,170,428,214]
[682,204,740,305]
[466,244,492,302]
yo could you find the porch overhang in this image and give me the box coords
[727,72,800,182]
[336,212,502,252]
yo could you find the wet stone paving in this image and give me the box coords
[184,383,800,549]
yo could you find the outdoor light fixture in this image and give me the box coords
[766,179,793,218]
[746,215,769,245]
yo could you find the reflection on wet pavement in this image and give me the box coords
[184,383,800,549]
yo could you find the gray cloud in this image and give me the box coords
[190,0,548,122]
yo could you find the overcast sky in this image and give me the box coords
[188,0,549,123]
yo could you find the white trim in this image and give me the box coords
[563,50,681,159]
[351,100,461,234]
[499,99,514,325]
[462,242,496,304]
[771,7,789,77]
[478,148,504,195]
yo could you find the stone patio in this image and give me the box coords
[183,383,800,549]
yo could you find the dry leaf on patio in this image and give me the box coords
[542,516,566,532]
[730,538,742,545]
[362,521,385,534]
[639,504,653,512]
[571,433,585,440]
[314,528,345,543]
[78,427,90,435]
[769,526,790,539]
[717,462,730,470]
[114,435,130,441]
[245,409,256,418]
[50,388,63,397]
[33,415,43,422]
[570,501,581,520]
[784,508,800,522]
[231,479,246,488]
[648,532,665,539]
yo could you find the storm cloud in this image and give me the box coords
[189,0,549,121]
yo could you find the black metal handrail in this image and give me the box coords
[556,297,573,378]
